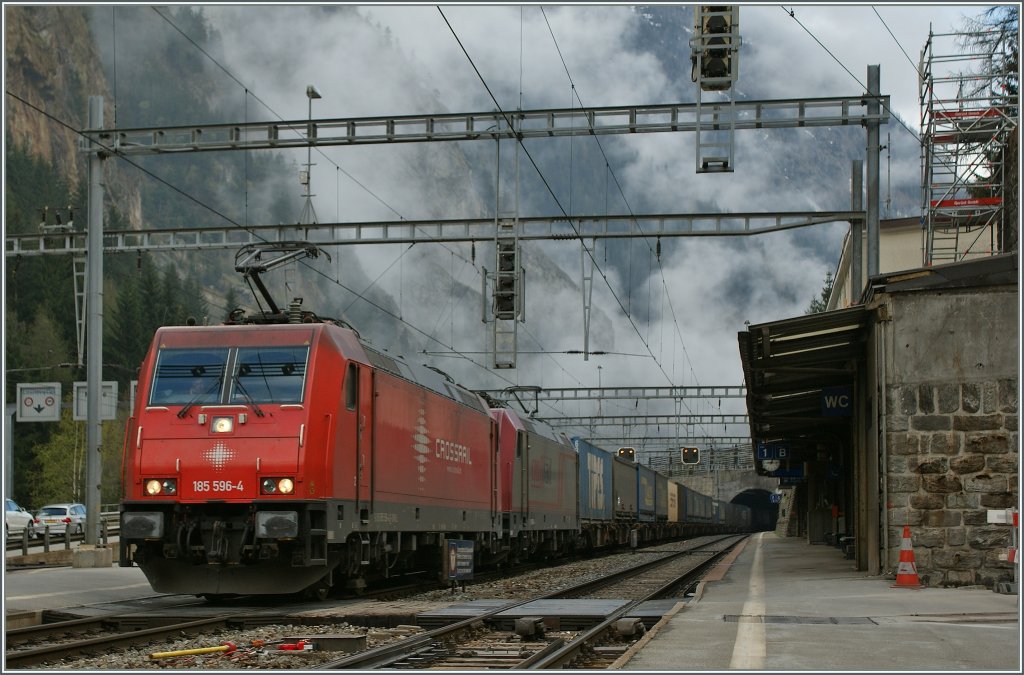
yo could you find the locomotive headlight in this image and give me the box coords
[260,477,295,495]
[211,416,234,433]
[145,478,177,496]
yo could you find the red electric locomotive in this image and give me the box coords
[491,407,580,559]
[119,245,500,598]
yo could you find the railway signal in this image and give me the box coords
[692,6,738,92]
[681,446,701,464]
[493,239,519,320]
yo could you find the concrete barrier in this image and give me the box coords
[5,609,43,629]
[71,544,114,568]
[7,542,120,568]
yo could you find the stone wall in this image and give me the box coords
[674,470,778,503]
[885,376,1018,587]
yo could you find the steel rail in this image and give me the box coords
[525,535,745,669]
[4,614,240,669]
[315,536,739,670]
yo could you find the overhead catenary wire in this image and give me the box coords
[782,4,956,147]
[148,6,594,396]
[438,7,697,400]
[4,90,528,392]
[872,6,924,77]
[149,8,461,254]
[10,96,585,412]
[17,9,555,389]
[537,6,715,435]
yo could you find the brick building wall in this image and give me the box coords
[885,378,1018,586]
[879,283,1018,588]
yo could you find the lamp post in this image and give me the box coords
[300,85,322,225]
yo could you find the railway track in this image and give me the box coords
[314,534,744,670]
[5,614,243,669]
[4,535,745,669]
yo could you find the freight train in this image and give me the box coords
[119,248,749,599]
[118,310,749,599]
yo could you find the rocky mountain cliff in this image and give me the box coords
[5,6,143,228]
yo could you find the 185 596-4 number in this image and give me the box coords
[192,480,244,492]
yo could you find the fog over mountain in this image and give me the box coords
[40,4,982,450]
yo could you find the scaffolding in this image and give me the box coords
[920,26,1018,265]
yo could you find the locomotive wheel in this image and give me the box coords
[304,584,330,601]
[201,594,233,604]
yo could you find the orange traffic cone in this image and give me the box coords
[891,525,925,589]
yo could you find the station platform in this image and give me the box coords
[620,531,1021,671]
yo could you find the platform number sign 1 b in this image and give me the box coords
[681,447,700,464]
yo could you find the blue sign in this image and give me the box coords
[821,386,852,417]
[770,493,782,504]
[445,539,475,581]
[756,442,790,460]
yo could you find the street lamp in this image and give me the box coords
[300,85,322,225]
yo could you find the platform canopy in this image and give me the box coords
[737,306,868,475]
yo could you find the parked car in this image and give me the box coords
[34,503,87,536]
[5,498,36,538]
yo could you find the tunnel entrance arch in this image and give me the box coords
[731,488,778,531]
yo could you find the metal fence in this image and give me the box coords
[5,511,120,555]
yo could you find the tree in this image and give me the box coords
[24,408,126,509]
[806,270,835,314]
[25,409,86,506]
[106,272,149,380]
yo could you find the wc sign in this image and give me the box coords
[821,386,852,417]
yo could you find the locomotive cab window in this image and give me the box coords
[345,363,357,410]
[230,346,309,404]
[149,348,229,405]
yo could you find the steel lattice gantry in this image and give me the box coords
[78,96,887,156]
[475,384,746,403]
[47,95,884,264]
[537,413,748,427]
[5,211,866,257]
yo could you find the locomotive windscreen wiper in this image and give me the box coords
[176,375,224,419]
[232,376,266,417]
